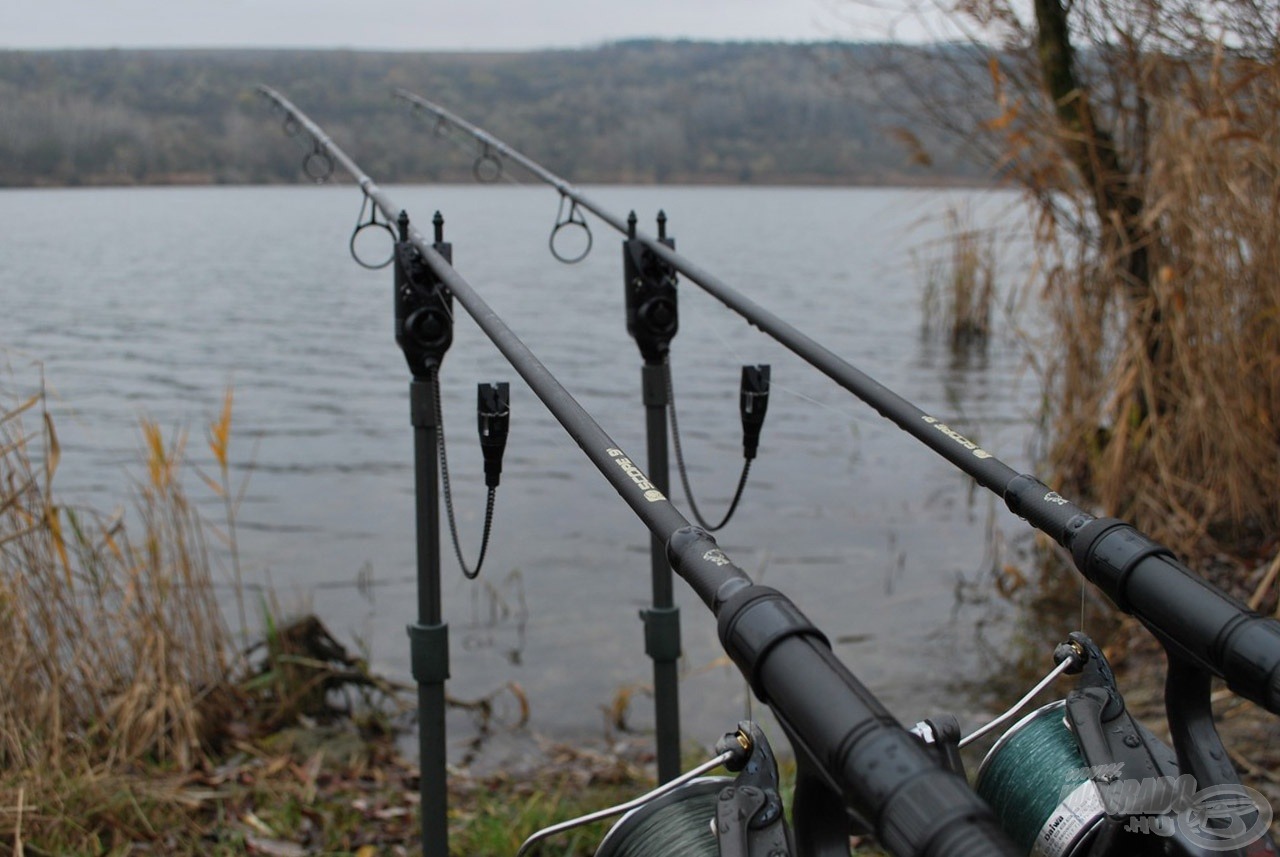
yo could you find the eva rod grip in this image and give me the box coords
[1072,518,1280,714]
[715,584,1019,857]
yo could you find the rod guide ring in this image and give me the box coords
[303,146,334,183]
[549,196,592,264]
[472,144,503,183]
[348,194,396,269]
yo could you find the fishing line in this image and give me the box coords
[974,701,1103,857]
[429,365,496,580]
[700,302,870,424]
[1080,581,1087,634]
[594,778,726,857]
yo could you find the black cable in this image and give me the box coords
[431,366,496,579]
[665,361,751,533]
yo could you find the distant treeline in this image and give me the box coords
[0,42,992,188]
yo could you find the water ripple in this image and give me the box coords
[0,184,1041,750]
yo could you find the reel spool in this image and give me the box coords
[518,721,789,857]
[975,700,1105,857]
[594,777,729,857]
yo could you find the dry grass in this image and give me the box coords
[0,375,235,848]
[1036,52,1280,565]
[921,206,998,348]
[0,375,654,855]
[919,2,1280,566]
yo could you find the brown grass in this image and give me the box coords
[0,376,235,847]
[913,2,1280,566]
[921,205,998,347]
[1036,51,1280,564]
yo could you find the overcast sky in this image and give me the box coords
[3,0,949,51]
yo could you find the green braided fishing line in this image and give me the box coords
[596,780,724,857]
[975,704,1093,855]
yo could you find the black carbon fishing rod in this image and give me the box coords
[257,84,1020,857]
[399,89,771,784]
[394,90,1280,728]
[395,88,632,240]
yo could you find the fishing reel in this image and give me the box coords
[517,721,793,857]
[914,633,1274,857]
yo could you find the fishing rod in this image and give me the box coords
[256,84,1019,857]
[398,90,774,783]
[393,90,1280,728]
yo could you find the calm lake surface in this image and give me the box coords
[1,184,1049,764]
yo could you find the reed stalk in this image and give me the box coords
[0,374,234,845]
[1036,52,1280,566]
[909,1,1280,568]
[921,205,997,348]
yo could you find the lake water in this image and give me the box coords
[0,183,1048,766]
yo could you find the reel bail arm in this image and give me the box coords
[1062,633,1175,798]
[713,722,794,857]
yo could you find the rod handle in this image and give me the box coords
[714,583,1019,857]
[1071,517,1280,713]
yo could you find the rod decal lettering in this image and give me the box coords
[920,416,993,460]
[606,448,667,502]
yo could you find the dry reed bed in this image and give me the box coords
[1043,70,1280,563]
[969,10,1280,572]
[0,379,234,847]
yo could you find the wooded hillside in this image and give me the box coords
[0,42,989,187]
